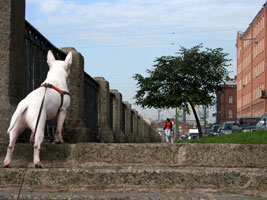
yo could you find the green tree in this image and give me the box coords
[133,44,231,138]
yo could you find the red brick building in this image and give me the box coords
[236,3,267,117]
[216,78,237,125]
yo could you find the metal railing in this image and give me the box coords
[121,103,126,134]
[83,72,99,140]
[131,110,134,133]
[109,93,114,130]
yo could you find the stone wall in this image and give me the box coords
[123,102,132,142]
[94,77,115,142]
[110,90,125,142]
[94,77,160,143]
[132,109,139,142]
[0,0,25,142]
[60,48,95,143]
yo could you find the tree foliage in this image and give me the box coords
[133,44,231,137]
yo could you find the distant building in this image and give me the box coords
[236,3,267,117]
[143,117,152,125]
[185,106,216,127]
[216,77,237,125]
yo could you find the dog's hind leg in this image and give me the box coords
[54,109,67,144]
[33,133,45,168]
[3,121,25,168]
[29,131,34,143]
[33,115,46,168]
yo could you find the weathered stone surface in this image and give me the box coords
[0,143,267,198]
[123,101,132,142]
[60,48,97,143]
[0,0,25,142]
[0,191,265,200]
[132,109,139,142]
[74,143,177,166]
[95,77,114,142]
[110,90,125,143]
[61,47,84,120]
[1,143,267,168]
[176,143,267,167]
[0,166,266,198]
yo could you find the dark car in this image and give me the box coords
[187,132,199,140]
[179,135,189,140]
[220,121,235,135]
[232,117,261,133]
[209,125,221,136]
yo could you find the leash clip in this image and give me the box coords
[44,83,52,88]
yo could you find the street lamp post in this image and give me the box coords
[175,107,178,139]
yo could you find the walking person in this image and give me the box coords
[163,118,173,143]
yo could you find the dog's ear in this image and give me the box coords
[65,51,72,66]
[47,50,55,68]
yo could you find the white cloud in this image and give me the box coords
[26,0,267,50]
[28,0,265,32]
[28,0,65,13]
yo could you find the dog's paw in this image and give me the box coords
[54,134,64,144]
[34,161,44,168]
[3,162,10,168]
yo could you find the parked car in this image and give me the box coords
[204,129,212,137]
[256,113,267,131]
[209,125,221,136]
[179,135,189,140]
[217,127,222,135]
[187,132,199,140]
[220,121,235,135]
[232,117,261,133]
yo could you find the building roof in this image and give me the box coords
[240,2,267,39]
[224,80,237,85]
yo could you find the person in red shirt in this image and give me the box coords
[163,118,173,143]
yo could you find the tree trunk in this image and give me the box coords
[188,101,203,138]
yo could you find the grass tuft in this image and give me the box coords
[175,130,267,144]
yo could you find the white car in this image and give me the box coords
[256,113,267,131]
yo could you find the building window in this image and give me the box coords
[228,109,233,119]
[228,95,233,104]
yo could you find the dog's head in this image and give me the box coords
[47,50,72,76]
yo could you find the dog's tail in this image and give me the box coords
[7,100,28,133]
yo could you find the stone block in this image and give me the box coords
[0,0,25,142]
[95,77,114,142]
[110,90,125,142]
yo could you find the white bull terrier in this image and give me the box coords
[3,50,72,168]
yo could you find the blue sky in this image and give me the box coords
[26,0,266,120]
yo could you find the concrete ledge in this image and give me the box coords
[1,143,267,198]
[1,143,267,168]
[0,167,266,198]
[0,191,265,200]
